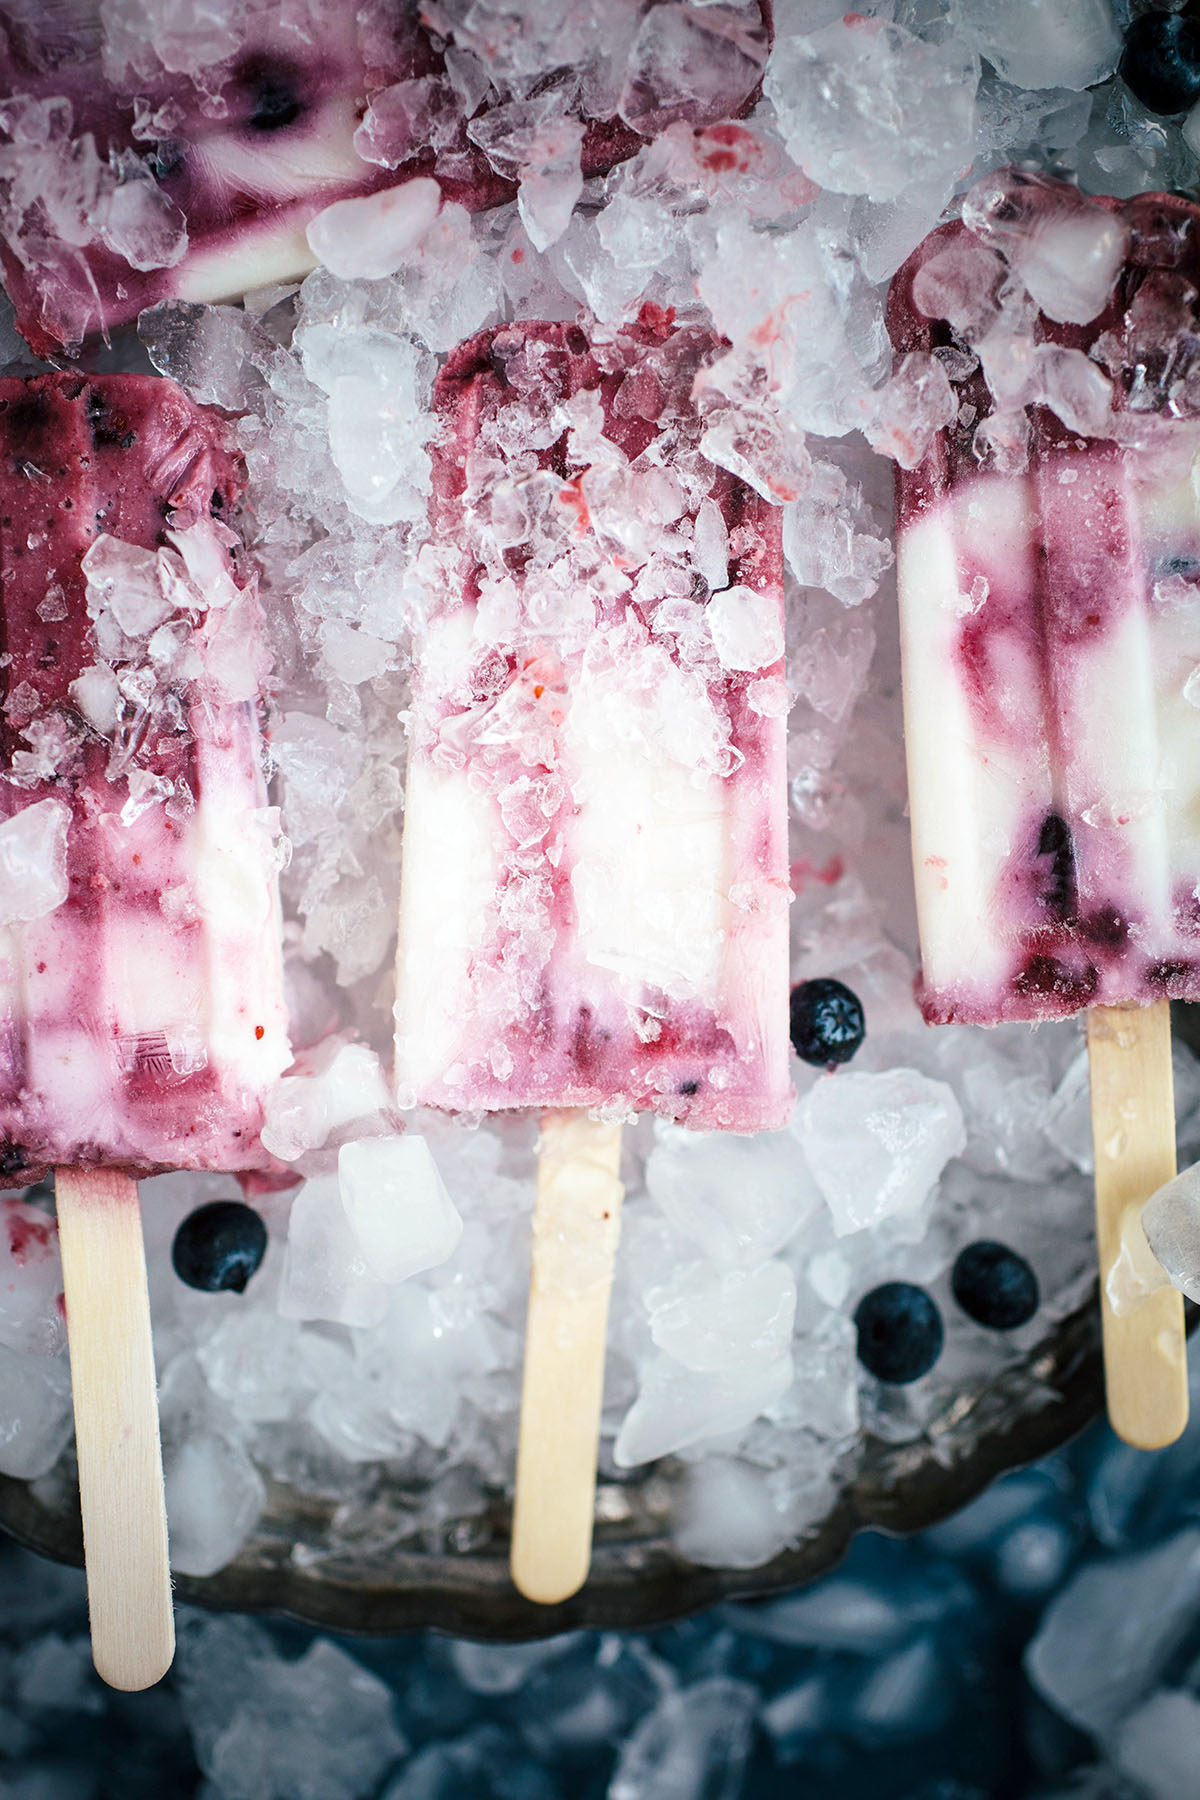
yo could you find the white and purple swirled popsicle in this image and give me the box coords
[0,371,290,1182]
[0,0,771,355]
[888,178,1200,1028]
[393,314,791,1130]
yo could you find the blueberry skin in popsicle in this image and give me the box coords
[0,372,290,1183]
[0,0,772,354]
[888,183,1200,1026]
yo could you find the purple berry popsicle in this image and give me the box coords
[889,179,1200,1028]
[393,312,791,1132]
[888,171,1195,1449]
[0,372,291,1181]
[393,311,790,1601]
[0,370,291,1689]
[0,0,771,354]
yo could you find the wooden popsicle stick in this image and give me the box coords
[510,1111,624,1605]
[55,1167,174,1690]
[1086,1000,1188,1450]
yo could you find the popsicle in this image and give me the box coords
[0,0,771,354]
[888,174,1199,1447]
[0,370,290,1684]
[394,313,791,1598]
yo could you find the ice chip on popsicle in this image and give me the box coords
[0,0,770,353]
[0,372,290,1180]
[888,179,1200,1026]
[393,312,791,1129]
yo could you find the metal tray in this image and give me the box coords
[0,1294,1107,1639]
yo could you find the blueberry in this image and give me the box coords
[240,58,305,133]
[854,1282,943,1384]
[1120,12,1200,115]
[951,1240,1039,1331]
[789,977,866,1067]
[171,1200,268,1294]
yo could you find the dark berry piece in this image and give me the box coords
[789,977,866,1067]
[171,1201,267,1294]
[854,1282,943,1384]
[1120,13,1200,115]
[241,58,305,132]
[951,1240,1039,1331]
[1036,810,1076,921]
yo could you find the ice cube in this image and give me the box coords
[139,300,266,411]
[612,1350,793,1466]
[0,1344,73,1479]
[0,799,70,926]
[782,459,893,607]
[337,1135,463,1284]
[0,1197,64,1357]
[797,1069,966,1235]
[447,1637,580,1696]
[764,16,979,206]
[705,583,786,671]
[81,534,173,638]
[164,1432,265,1579]
[97,162,187,271]
[467,96,585,252]
[958,0,1121,93]
[194,1311,313,1426]
[963,167,1129,325]
[381,1726,542,1800]
[1106,1196,1172,1316]
[867,351,958,471]
[309,1282,504,1460]
[1041,1046,1095,1172]
[260,1041,393,1165]
[608,1677,757,1800]
[761,1674,831,1760]
[517,124,586,254]
[647,1260,796,1371]
[353,75,464,170]
[306,179,443,282]
[277,1175,391,1330]
[728,1541,971,1651]
[618,2,769,134]
[1025,1527,1200,1736]
[14,1630,104,1715]
[672,1456,792,1570]
[645,1124,821,1268]
[851,1635,950,1741]
[178,1618,407,1800]
[1143,1163,1200,1305]
[1115,1689,1200,1800]
[910,237,1006,340]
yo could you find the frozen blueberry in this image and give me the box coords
[241,59,305,132]
[1120,13,1200,115]
[952,1240,1039,1331]
[854,1282,944,1384]
[789,977,866,1068]
[171,1200,268,1294]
